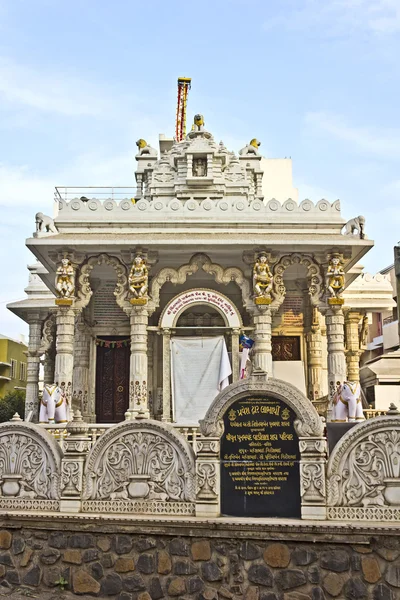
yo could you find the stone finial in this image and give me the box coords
[10,413,22,421]
[386,403,400,416]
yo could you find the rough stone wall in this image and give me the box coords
[1,522,400,600]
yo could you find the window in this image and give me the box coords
[10,359,17,379]
[19,362,27,381]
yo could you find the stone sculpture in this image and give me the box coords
[343,215,365,239]
[35,212,58,234]
[192,157,207,177]
[193,114,205,131]
[129,254,149,304]
[55,257,75,301]
[239,138,261,156]
[331,381,365,422]
[326,254,345,304]
[39,384,70,424]
[253,253,273,304]
[136,139,157,156]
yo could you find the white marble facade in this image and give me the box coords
[7,119,395,425]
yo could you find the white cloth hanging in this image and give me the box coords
[171,336,232,425]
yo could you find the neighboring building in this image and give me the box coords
[7,117,395,423]
[358,264,400,409]
[0,335,28,398]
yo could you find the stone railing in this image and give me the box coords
[42,421,200,451]
[54,196,344,225]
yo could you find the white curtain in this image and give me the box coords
[171,336,232,425]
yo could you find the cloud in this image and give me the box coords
[304,111,400,159]
[263,0,400,36]
[0,57,126,117]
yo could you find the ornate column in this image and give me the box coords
[306,307,323,401]
[129,306,149,417]
[299,437,327,520]
[325,306,346,417]
[162,328,172,422]
[345,310,362,382]
[55,307,76,405]
[231,328,240,382]
[147,331,154,417]
[25,314,43,421]
[195,434,220,518]
[72,315,92,420]
[252,308,273,373]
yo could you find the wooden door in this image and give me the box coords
[272,336,301,361]
[96,339,129,423]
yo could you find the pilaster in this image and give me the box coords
[72,315,92,420]
[231,328,240,382]
[60,411,91,513]
[306,307,323,401]
[162,328,172,422]
[299,437,327,520]
[195,435,220,518]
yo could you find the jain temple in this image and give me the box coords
[2,87,400,599]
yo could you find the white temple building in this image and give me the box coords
[7,118,396,424]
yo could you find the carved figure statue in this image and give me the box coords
[332,381,365,422]
[136,139,157,157]
[253,253,273,301]
[39,384,70,424]
[239,139,261,156]
[193,114,205,131]
[343,215,365,239]
[326,255,345,300]
[55,258,75,298]
[193,158,207,177]
[35,212,58,234]
[129,255,148,298]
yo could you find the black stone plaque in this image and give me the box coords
[221,396,301,518]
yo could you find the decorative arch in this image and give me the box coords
[159,288,242,329]
[75,253,129,311]
[148,253,252,315]
[200,373,324,438]
[327,415,400,521]
[82,419,196,504]
[0,420,63,501]
[271,253,324,309]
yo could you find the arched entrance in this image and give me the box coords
[159,289,243,424]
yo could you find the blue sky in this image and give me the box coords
[0,0,399,338]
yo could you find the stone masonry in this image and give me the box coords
[1,518,400,599]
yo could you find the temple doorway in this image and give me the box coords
[95,336,130,423]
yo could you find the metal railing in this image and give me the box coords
[54,187,137,203]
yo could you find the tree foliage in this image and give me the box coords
[0,390,25,423]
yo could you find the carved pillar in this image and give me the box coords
[253,308,272,373]
[72,315,91,420]
[129,307,149,417]
[25,315,43,421]
[135,173,143,200]
[162,328,172,422]
[55,307,76,404]
[231,328,240,382]
[345,311,362,383]
[325,306,346,420]
[306,307,323,401]
[195,434,220,518]
[147,331,154,417]
[299,437,327,520]
[43,349,55,386]
[60,411,91,513]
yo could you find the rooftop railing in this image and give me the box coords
[54,187,137,202]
